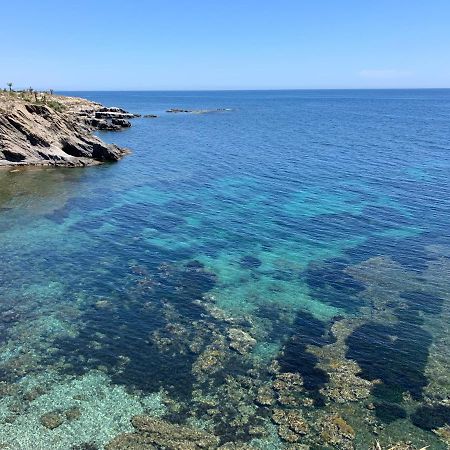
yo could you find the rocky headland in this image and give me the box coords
[0,92,136,167]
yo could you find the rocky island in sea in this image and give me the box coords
[0,90,135,167]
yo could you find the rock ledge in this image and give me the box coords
[0,92,132,167]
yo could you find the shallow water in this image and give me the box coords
[0,90,449,449]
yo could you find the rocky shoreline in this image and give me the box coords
[0,92,135,167]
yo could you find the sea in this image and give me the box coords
[0,90,449,449]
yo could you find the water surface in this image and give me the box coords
[0,90,449,449]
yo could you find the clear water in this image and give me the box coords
[0,90,449,449]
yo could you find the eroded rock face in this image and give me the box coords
[0,95,130,167]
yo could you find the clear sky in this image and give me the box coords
[1,0,449,90]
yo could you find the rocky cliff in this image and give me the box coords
[0,93,132,167]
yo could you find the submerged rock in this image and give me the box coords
[375,443,425,450]
[319,414,355,449]
[105,433,157,450]
[72,444,99,450]
[65,406,82,421]
[218,444,257,450]
[228,328,256,354]
[94,299,113,311]
[119,415,221,449]
[272,372,306,407]
[192,344,226,376]
[272,409,309,443]
[40,411,64,429]
[2,309,20,323]
[255,384,275,406]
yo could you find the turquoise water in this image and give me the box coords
[0,90,449,449]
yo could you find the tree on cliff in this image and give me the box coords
[7,82,12,92]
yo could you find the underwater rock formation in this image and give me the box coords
[272,408,309,443]
[318,414,355,449]
[106,415,220,449]
[228,328,256,355]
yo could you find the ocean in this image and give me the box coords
[0,90,449,449]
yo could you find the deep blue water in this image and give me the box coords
[0,90,449,449]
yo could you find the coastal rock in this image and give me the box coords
[94,111,135,120]
[0,95,129,167]
[112,118,132,128]
[98,107,128,113]
[88,118,122,131]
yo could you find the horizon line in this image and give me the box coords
[53,87,450,92]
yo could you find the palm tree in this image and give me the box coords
[7,82,12,92]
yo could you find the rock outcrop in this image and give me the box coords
[0,93,131,167]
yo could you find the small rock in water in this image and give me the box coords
[166,108,192,113]
[94,299,111,310]
[72,444,98,450]
[65,406,82,421]
[40,411,64,429]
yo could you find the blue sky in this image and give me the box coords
[1,0,449,90]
